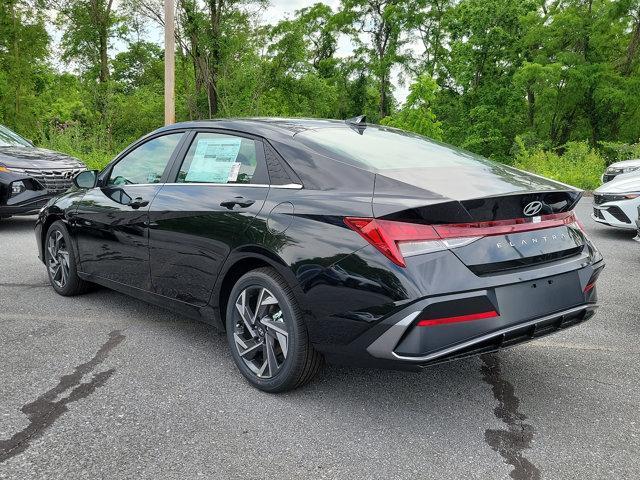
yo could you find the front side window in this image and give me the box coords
[177,133,258,184]
[108,133,183,186]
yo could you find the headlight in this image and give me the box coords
[622,166,640,174]
[11,180,26,196]
[0,165,25,173]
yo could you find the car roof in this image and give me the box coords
[155,118,350,138]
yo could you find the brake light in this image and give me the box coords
[344,211,580,268]
[417,310,499,327]
[343,217,442,267]
[584,267,603,293]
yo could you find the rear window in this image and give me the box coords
[296,126,485,170]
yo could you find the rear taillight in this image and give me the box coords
[584,267,603,293]
[344,211,580,267]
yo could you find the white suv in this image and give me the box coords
[593,172,640,230]
[602,159,640,183]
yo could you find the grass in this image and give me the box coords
[514,141,605,190]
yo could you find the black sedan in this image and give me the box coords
[35,118,604,392]
[0,125,86,219]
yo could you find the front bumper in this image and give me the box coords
[592,201,640,230]
[323,261,603,369]
[0,170,53,216]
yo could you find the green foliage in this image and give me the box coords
[40,125,123,170]
[514,140,606,190]
[0,0,639,182]
[381,75,442,139]
[598,141,640,165]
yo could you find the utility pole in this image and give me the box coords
[164,0,175,125]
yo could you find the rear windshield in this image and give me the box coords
[0,125,31,147]
[296,126,485,170]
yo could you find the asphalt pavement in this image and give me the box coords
[0,198,638,479]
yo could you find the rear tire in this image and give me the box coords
[45,220,91,296]
[226,267,323,392]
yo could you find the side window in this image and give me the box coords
[108,133,183,186]
[177,133,258,184]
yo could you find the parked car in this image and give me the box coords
[592,172,640,230]
[0,125,86,219]
[35,118,604,392]
[601,158,640,183]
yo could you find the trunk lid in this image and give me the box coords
[373,173,585,274]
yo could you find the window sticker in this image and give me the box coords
[185,137,242,183]
[227,162,241,182]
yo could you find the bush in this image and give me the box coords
[38,124,124,170]
[514,140,605,190]
[598,141,640,166]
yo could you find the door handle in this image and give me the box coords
[130,197,149,209]
[220,197,256,209]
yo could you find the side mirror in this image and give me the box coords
[73,170,98,189]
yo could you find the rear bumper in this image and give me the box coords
[319,261,603,369]
[367,303,596,365]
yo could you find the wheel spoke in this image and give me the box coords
[264,335,279,377]
[261,318,288,359]
[235,290,256,336]
[234,333,263,358]
[54,231,63,253]
[252,288,266,323]
[60,260,68,286]
[47,237,56,259]
[51,264,61,282]
[256,359,268,377]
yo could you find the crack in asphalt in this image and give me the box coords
[481,354,541,480]
[0,330,125,463]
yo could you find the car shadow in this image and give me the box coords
[0,215,37,233]
[81,286,519,415]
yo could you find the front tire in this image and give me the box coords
[226,267,323,392]
[45,220,91,296]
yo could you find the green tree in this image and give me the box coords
[338,0,413,120]
[381,75,442,139]
[0,0,49,133]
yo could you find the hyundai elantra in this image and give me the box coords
[35,118,604,392]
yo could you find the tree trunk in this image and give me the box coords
[379,74,389,118]
[622,14,640,75]
[10,0,20,123]
[99,32,109,83]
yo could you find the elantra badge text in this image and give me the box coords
[496,233,568,248]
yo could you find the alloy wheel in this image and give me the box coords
[232,286,289,379]
[47,230,70,289]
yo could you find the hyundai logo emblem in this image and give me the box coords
[523,201,543,216]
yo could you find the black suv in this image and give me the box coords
[0,125,85,219]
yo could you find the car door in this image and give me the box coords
[148,130,270,306]
[73,132,185,290]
